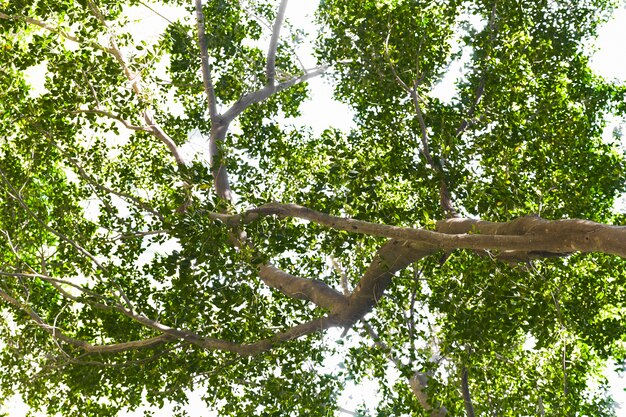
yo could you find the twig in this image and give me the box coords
[70,109,149,131]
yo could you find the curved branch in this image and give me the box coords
[259,263,346,311]
[0,286,171,354]
[221,65,329,124]
[209,203,626,258]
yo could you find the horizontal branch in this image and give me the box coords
[0,285,172,354]
[209,203,626,258]
[71,109,148,131]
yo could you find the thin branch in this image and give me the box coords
[364,321,447,416]
[0,168,103,270]
[82,1,186,169]
[143,109,187,167]
[455,0,498,137]
[1,269,335,357]
[383,28,456,216]
[114,229,170,240]
[266,0,289,86]
[194,0,219,121]
[0,11,103,50]
[70,109,149,131]
[362,321,401,367]
[0,167,136,311]
[42,133,164,220]
[383,30,412,93]
[0,285,170,354]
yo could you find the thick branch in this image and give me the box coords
[210,203,626,259]
[266,0,289,86]
[337,240,436,325]
[462,366,475,417]
[259,263,346,311]
[410,372,448,417]
[194,0,219,121]
[210,65,327,200]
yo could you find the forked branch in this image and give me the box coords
[85,0,186,169]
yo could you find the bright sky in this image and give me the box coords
[4,2,626,416]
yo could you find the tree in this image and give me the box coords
[0,0,626,415]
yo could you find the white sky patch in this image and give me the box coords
[588,6,626,409]
[589,7,626,82]
[22,61,48,98]
[282,0,356,135]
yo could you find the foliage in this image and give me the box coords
[1,0,626,415]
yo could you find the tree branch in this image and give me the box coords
[70,109,149,132]
[0,167,136,311]
[40,132,164,220]
[461,365,475,417]
[266,0,289,86]
[0,11,107,52]
[364,321,447,416]
[455,0,498,137]
[259,263,347,311]
[194,0,219,121]
[221,65,329,124]
[409,372,448,417]
[0,285,171,354]
[143,109,187,168]
[209,203,626,258]
[383,28,456,217]
[83,1,186,169]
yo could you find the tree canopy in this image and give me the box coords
[1,0,626,415]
